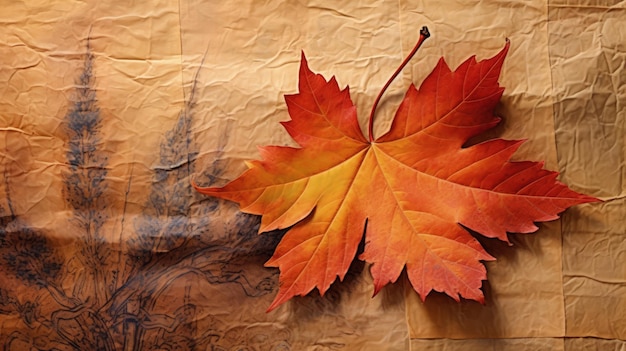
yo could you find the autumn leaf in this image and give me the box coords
[195,28,599,311]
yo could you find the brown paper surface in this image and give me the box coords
[0,0,622,350]
[549,1,626,342]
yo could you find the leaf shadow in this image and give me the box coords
[414,223,555,339]
[285,233,367,321]
[378,270,409,311]
[286,263,366,323]
[463,113,508,148]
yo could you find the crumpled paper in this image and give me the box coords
[0,0,622,350]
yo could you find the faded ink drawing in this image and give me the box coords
[0,39,289,351]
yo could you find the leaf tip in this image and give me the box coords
[190,175,201,190]
[191,176,218,196]
[495,38,511,62]
[266,297,283,313]
[475,294,486,305]
[372,284,384,297]
[299,50,310,73]
[587,195,604,203]
[265,281,293,312]
[483,253,496,262]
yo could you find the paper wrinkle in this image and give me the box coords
[548,1,626,343]
[0,0,622,349]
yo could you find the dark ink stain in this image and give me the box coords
[0,38,291,350]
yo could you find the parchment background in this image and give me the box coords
[0,1,623,350]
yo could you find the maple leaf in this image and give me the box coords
[195,28,599,311]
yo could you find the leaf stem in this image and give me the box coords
[368,26,430,142]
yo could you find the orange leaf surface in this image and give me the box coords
[195,39,599,312]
